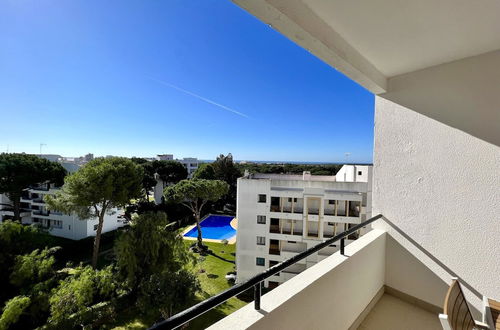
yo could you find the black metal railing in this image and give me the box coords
[149,214,383,330]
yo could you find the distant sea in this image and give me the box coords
[199,160,373,165]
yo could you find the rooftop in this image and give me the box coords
[244,172,337,182]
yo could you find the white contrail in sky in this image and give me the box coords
[150,78,249,119]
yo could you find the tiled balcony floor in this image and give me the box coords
[357,294,441,330]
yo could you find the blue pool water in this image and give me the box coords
[183,215,236,240]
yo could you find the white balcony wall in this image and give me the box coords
[373,78,500,312]
[210,230,387,330]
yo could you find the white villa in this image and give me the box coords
[0,183,127,240]
[236,165,372,287]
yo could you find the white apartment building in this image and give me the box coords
[156,154,174,161]
[0,183,126,240]
[236,165,372,287]
[156,154,200,178]
[178,157,199,178]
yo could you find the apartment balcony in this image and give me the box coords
[269,246,280,256]
[269,224,280,234]
[307,208,320,215]
[270,205,281,212]
[30,184,50,191]
[0,208,32,218]
[324,209,335,216]
[32,210,50,217]
[306,230,319,238]
[208,229,447,330]
[282,263,307,275]
[157,214,497,330]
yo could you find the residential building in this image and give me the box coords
[159,1,500,329]
[156,154,174,161]
[156,154,200,178]
[236,165,372,286]
[178,157,200,178]
[0,183,126,240]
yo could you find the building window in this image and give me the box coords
[257,236,265,245]
[358,171,362,175]
[258,194,266,203]
[328,200,335,205]
[50,220,62,229]
[94,224,98,231]
[256,257,265,266]
[287,241,296,244]
[68,225,71,230]
[257,215,266,224]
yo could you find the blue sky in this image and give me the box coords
[0,0,374,163]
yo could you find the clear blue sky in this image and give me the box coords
[0,0,374,163]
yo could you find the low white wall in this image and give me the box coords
[210,230,386,330]
[385,235,448,308]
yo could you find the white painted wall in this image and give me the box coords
[211,230,387,330]
[372,96,500,310]
[385,235,448,308]
[336,165,371,182]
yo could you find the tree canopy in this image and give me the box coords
[153,160,188,186]
[192,163,216,180]
[114,212,197,317]
[164,179,229,205]
[236,162,343,176]
[46,157,143,268]
[164,179,229,248]
[196,154,242,209]
[114,212,191,286]
[0,153,67,220]
[48,265,119,327]
[0,221,54,304]
[131,158,157,199]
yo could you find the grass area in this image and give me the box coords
[185,241,246,330]
[108,240,246,330]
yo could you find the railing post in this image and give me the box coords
[340,238,345,255]
[254,282,261,310]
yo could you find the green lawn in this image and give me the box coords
[108,240,247,330]
[184,241,247,330]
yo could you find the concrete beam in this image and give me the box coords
[233,0,387,94]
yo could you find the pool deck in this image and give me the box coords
[181,216,237,244]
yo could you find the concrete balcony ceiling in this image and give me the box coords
[233,0,500,146]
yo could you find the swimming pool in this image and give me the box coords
[183,215,236,241]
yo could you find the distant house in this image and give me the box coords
[0,184,126,240]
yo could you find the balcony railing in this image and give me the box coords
[269,247,280,255]
[307,208,319,215]
[33,210,50,216]
[324,209,335,216]
[270,205,280,212]
[30,185,50,191]
[149,214,384,330]
[270,224,280,233]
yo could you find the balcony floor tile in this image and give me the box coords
[358,294,441,330]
